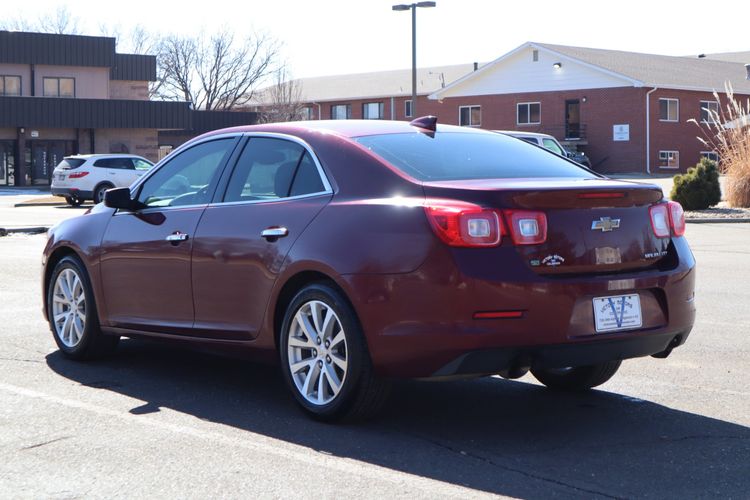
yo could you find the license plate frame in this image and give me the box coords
[593,294,642,333]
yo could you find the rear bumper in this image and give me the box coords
[433,329,689,377]
[51,187,93,200]
[343,237,696,378]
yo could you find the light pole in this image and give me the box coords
[392,1,436,118]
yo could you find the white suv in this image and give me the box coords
[51,154,154,206]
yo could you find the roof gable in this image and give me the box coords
[430,43,638,99]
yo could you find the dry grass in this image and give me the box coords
[690,83,750,207]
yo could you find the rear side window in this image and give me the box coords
[223,138,326,202]
[355,132,596,181]
[94,158,134,170]
[57,158,86,169]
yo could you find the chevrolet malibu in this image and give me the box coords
[42,117,696,421]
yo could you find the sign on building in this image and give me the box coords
[613,124,629,141]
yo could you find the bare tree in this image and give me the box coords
[1,6,81,34]
[258,67,307,123]
[37,6,82,35]
[157,29,280,110]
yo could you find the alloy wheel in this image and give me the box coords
[51,268,86,347]
[286,300,348,406]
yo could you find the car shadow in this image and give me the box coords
[46,339,749,498]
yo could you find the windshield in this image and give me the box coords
[355,132,595,181]
[542,138,565,156]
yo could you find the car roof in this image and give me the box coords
[494,130,557,139]
[64,154,149,160]
[194,119,495,142]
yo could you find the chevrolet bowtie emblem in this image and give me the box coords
[591,217,621,232]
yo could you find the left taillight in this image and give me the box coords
[649,201,685,238]
[424,200,504,247]
[68,171,89,179]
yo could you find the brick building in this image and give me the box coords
[272,42,750,174]
[0,31,257,187]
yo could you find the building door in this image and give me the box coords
[29,141,74,185]
[565,100,581,139]
[0,141,15,186]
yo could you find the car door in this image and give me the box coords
[191,136,332,340]
[99,136,239,334]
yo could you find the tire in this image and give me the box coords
[279,283,390,422]
[531,360,622,391]
[46,256,119,360]
[65,196,82,207]
[93,183,114,204]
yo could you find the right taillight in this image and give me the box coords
[423,199,504,247]
[504,210,548,245]
[650,202,685,238]
[68,171,89,179]
[668,201,686,236]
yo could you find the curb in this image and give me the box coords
[13,202,67,207]
[0,226,49,236]
[686,218,750,224]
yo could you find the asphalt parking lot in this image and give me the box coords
[0,199,748,498]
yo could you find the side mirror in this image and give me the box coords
[104,187,136,210]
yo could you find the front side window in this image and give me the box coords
[459,106,481,127]
[224,137,325,202]
[0,76,21,96]
[331,104,351,120]
[43,77,75,98]
[137,138,235,207]
[700,100,719,123]
[363,102,384,120]
[659,98,679,122]
[658,150,679,168]
[355,132,596,181]
[517,102,541,125]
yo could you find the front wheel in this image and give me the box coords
[65,196,82,207]
[279,283,389,422]
[47,256,119,360]
[531,360,622,391]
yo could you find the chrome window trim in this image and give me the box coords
[207,191,332,208]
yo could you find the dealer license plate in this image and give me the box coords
[57,174,65,181]
[593,294,642,333]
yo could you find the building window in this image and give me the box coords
[331,104,351,120]
[43,77,75,98]
[517,102,541,125]
[0,76,21,96]
[301,106,314,120]
[363,102,384,120]
[405,100,412,118]
[532,50,539,62]
[459,105,481,127]
[658,150,679,168]
[659,98,679,122]
[700,100,719,123]
[700,151,719,163]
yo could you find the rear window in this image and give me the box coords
[355,132,595,181]
[57,158,86,170]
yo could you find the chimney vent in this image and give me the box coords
[698,53,706,58]
[746,64,750,80]
[473,62,478,71]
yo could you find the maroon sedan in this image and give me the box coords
[42,117,696,421]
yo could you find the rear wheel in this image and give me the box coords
[531,360,621,391]
[93,183,114,204]
[47,256,119,360]
[65,196,82,207]
[279,283,389,422]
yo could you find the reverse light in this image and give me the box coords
[68,171,89,179]
[504,210,548,245]
[650,202,685,237]
[424,200,504,247]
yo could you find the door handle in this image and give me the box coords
[166,232,189,244]
[261,227,288,241]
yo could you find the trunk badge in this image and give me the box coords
[591,217,621,232]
